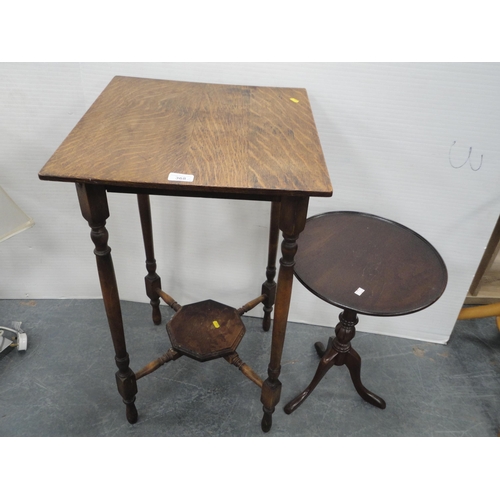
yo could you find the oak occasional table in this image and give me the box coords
[38,76,332,433]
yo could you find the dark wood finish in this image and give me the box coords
[138,293,265,387]
[136,293,266,388]
[284,211,447,416]
[261,196,309,432]
[237,294,267,316]
[262,201,281,331]
[224,353,263,388]
[137,194,162,324]
[76,183,138,423]
[39,76,333,432]
[284,309,385,414]
[167,299,246,362]
[135,348,182,381]
[293,212,447,316]
[157,288,182,312]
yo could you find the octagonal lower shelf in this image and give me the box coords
[166,299,246,361]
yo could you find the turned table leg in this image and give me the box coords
[137,194,162,325]
[262,201,280,332]
[77,183,138,424]
[261,196,308,432]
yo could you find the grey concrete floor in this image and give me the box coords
[1,298,499,436]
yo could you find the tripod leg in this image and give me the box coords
[314,340,329,357]
[345,347,386,409]
[284,344,339,415]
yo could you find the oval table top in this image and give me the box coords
[293,211,448,316]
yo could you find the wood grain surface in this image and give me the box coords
[39,76,332,197]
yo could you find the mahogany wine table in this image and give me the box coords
[38,76,332,433]
[283,211,448,415]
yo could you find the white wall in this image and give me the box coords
[1,62,500,344]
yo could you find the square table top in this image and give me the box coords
[39,76,332,198]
